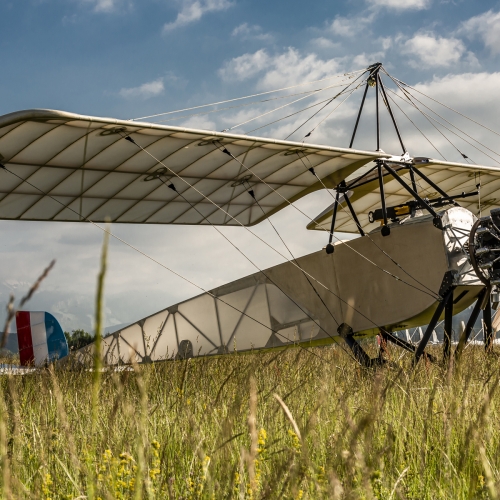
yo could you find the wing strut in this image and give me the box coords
[325,189,340,254]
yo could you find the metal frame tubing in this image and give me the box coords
[342,185,365,236]
[376,74,380,151]
[382,162,439,219]
[455,287,487,360]
[385,331,437,363]
[328,189,340,244]
[377,74,406,153]
[484,297,493,352]
[408,165,418,193]
[377,164,388,228]
[412,166,458,206]
[443,290,454,360]
[414,287,455,365]
[346,165,378,190]
[349,82,370,149]
[343,335,374,367]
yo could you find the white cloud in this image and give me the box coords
[310,37,340,50]
[163,0,232,32]
[352,52,385,68]
[380,36,392,51]
[218,49,271,82]
[459,10,500,55]
[366,0,431,9]
[78,0,125,13]
[256,49,341,89]
[232,23,272,41]
[412,72,500,113]
[219,48,342,89]
[119,78,165,99]
[179,115,217,130]
[329,15,373,37]
[403,32,465,67]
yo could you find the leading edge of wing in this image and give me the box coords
[0,108,390,159]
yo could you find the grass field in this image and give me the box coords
[1,343,500,499]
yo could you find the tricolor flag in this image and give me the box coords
[15,311,69,367]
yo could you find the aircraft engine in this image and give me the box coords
[469,208,500,289]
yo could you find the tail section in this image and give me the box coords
[15,312,69,367]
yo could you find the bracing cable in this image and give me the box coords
[222,80,361,133]
[148,86,349,124]
[243,97,337,135]
[156,176,343,344]
[244,181,341,328]
[130,69,367,122]
[0,163,341,367]
[399,89,500,159]
[121,134,436,335]
[384,90,447,160]
[295,152,441,300]
[300,87,360,141]
[386,86,478,164]
[285,86,359,141]
[132,67,454,304]
[213,140,441,300]
[284,70,369,140]
[125,136,349,297]
[243,185,368,363]
[167,180,364,365]
[383,73,500,166]
[388,75,500,140]
[386,81,500,162]
[241,71,367,136]
[384,82,473,163]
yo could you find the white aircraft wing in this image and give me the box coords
[308,158,500,233]
[0,109,386,225]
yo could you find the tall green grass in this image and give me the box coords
[4,237,500,499]
[0,344,499,499]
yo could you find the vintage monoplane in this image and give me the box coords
[2,63,500,367]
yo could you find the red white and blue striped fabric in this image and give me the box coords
[15,311,69,367]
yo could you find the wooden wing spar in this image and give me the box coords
[0,109,386,226]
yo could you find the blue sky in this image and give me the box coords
[2,0,499,120]
[1,0,500,333]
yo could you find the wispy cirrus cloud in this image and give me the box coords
[119,78,165,99]
[163,0,232,32]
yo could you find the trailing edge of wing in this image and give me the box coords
[0,109,387,226]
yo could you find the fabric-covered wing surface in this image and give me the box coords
[0,109,384,225]
[308,159,500,233]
